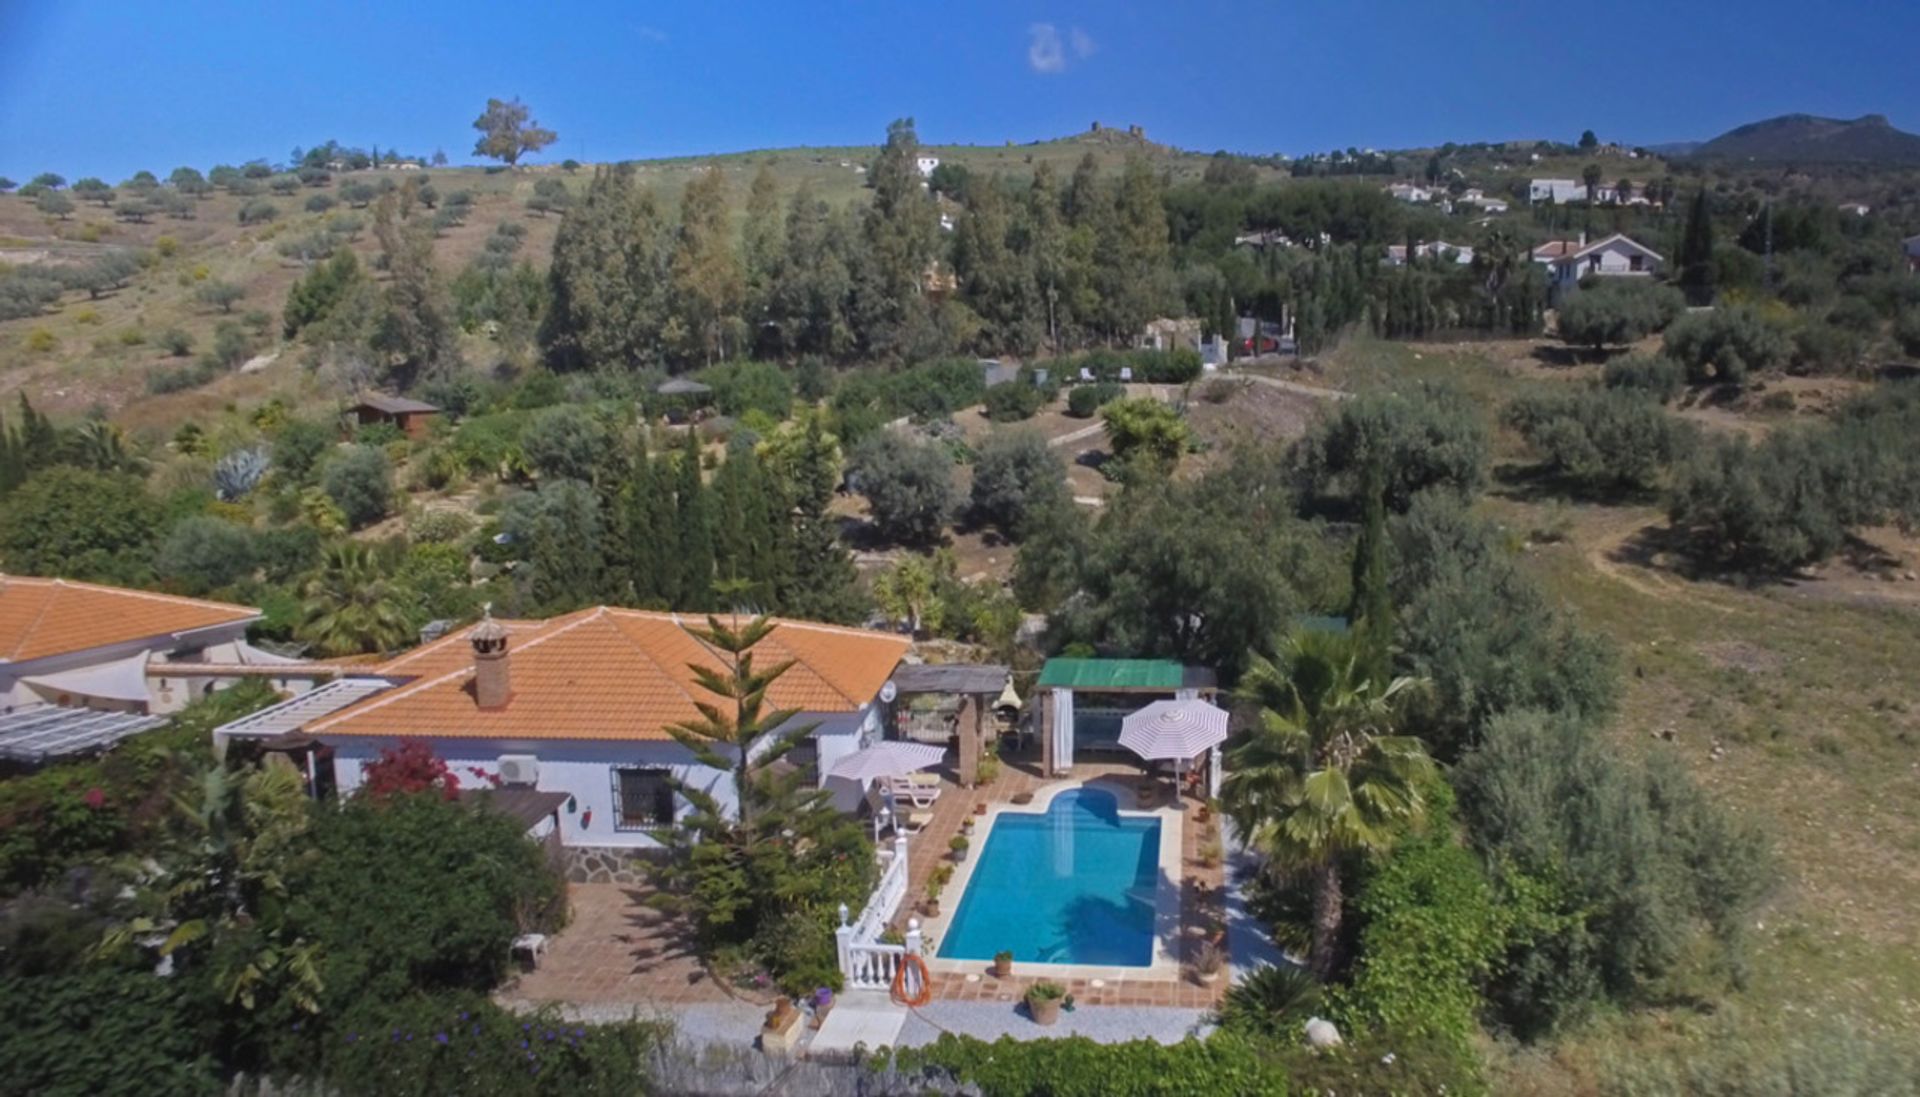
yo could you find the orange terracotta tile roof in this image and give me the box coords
[0,576,259,664]
[308,607,911,742]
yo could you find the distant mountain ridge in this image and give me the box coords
[1689,113,1920,164]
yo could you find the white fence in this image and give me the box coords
[836,835,919,991]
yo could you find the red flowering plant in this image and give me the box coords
[361,740,463,802]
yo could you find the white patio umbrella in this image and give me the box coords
[1119,698,1229,762]
[826,740,948,782]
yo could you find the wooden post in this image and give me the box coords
[958,695,980,787]
[1039,689,1055,775]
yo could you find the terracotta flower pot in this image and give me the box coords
[1027,994,1062,1026]
[992,956,1013,978]
[974,803,988,816]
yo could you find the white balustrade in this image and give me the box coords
[836,834,915,989]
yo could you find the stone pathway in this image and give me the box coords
[499,882,754,1009]
[810,992,909,1053]
[897,1001,1211,1046]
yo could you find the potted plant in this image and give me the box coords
[974,802,988,816]
[1197,797,1217,824]
[808,987,835,1029]
[992,950,1014,978]
[1191,940,1225,985]
[977,754,1001,784]
[1197,834,1224,869]
[949,834,970,863]
[1026,981,1068,1026]
[923,864,953,916]
[960,816,975,836]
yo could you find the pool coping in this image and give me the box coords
[920,776,1186,984]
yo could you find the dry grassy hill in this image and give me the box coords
[0,130,1240,435]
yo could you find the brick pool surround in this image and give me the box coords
[919,775,1185,983]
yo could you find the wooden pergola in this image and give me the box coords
[888,663,1011,788]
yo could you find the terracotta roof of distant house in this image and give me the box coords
[307,607,911,741]
[1531,240,1583,260]
[0,577,259,664]
[353,393,440,415]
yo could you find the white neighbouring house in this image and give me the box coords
[216,607,911,880]
[1385,240,1476,267]
[0,577,310,766]
[915,156,940,178]
[1529,178,1587,204]
[1385,182,1434,203]
[1533,233,1664,295]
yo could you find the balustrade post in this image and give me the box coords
[835,902,853,983]
[905,916,923,957]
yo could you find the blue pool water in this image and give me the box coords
[937,787,1161,966]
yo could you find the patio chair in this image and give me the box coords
[1078,366,1095,383]
[1119,366,1133,382]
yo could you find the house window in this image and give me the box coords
[1629,255,1644,272]
[612,767,676,831]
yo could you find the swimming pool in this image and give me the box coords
[936,787,1161,967]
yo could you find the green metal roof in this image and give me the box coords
[1036,657,1190,691]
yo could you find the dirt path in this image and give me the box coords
[1220,370,1351,401]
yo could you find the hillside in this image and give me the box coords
[1691,112,1920,164]
[0,128,1229,429]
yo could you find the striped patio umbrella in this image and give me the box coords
[825,740,948,782]
[1118,699,1229,762]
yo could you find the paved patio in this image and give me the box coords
[499,743,1231,1019]
[899,746,1231,1010]
[499,882,755,1010]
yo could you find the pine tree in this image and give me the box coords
[1678,188,1715,305]
[674,431,716,609]
[541,165,671,370]
[861,118,940,358]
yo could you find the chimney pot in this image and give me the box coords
[471,608,511,710]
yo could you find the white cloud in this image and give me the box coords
[1069,27,1095,60]
[1027,23,1065,74]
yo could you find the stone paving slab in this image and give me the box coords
[896,1001,1212,1046]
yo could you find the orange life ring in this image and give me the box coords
[891,952,932,1007]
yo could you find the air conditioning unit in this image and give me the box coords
[498,754,539,787]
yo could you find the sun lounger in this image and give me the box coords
[890,776,940,808]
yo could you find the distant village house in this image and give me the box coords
[348,394,441,439]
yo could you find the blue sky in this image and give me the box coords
[3,0,1918,181]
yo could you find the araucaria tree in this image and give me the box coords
[471,97,557,167]
[650,616,875,992]
[1221,629,1435,979]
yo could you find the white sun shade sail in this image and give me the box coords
[21,652,153,704]
[1119,698,1229,762]
[825,740,947,782]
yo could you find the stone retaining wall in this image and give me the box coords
[562,845,664,886]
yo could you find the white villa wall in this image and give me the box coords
[331,736,736,851]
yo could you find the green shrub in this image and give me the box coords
[849,430,957,547]
[1663,305,1790,384]
[1556,280,1684,349]
[285,793,565,1014]
[1218,964,1320,1040]
[1293,383,1488,510]
[1600,354,1685,403]
[699,359,793,419]
[0,466,163,583]
[315,994,668,1097]
[270,417,337,483]
[154,515,258,594]
[983,380,1045,422]
[0,963,222,1095]
[1503,388,1692,493]
[1457,708,1772,1039]
[1100,398,1190,473]
[969,429,1069,540]
[519,404,612,482]
[1067,381,1125,418]
[321,444,394,529]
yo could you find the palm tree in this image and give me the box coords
[1221,629,1435,979]
[299,541,413,656]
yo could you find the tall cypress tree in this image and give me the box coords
[1677,188,1715,305]
[620,442,677,607]
[0,405,20,497]
[674,431,715,610]
[711,440,760,604]
[1347,460,1393,688]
